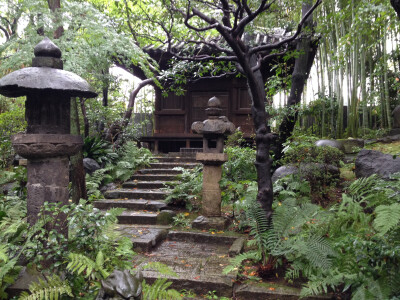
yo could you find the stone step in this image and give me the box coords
[117,211,159,225]
[134,232,238,298]
[115,210,175,225]
[115,224,170,252]
[131,174,178,182]
[123,181,166,189]
[155,157,197,163]
[137,168,183,175]
[93,199,167,211]
[105,189,168,200]
[149,162,198,169]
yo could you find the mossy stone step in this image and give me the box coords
[93,199,167,211]
[115,224,170,252]
[114,210,175,225]
[105,189,168,200]
[155,156,197,163]
[138,168,183,175]
[122,181,166,189]
[149,162,198,169]
[131,174,178,181]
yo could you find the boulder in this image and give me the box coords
[100,183,117,194]
[355,149,400,179]
[337,139,364,154]
[272,165,298,183]
[83,158,101,174]
[393,105,400,128]
[315,139,345,152]
[272,163,340,183]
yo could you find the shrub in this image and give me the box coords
[0,105,26,168]
[83,136,118,166]
[164,165,202,211]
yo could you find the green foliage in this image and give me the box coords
[172,213,191,228]
[164,165,203,210]
[83,136,118,166]
[282,141,344,168]
[0,166,27,197]
[223,146,256,182]
[224,129,245,148]
[0,245,21,299]
[0,98,26,168]
[18,275,73,300]
[85,168,112,200]
[142,278,182,300]
[67,251,109,280]
[107,141,154,182]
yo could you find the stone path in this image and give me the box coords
[94,153,331,299]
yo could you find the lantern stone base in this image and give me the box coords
[191,215,231,231]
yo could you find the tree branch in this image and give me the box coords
[249,0,321,54]
[0,24,9,41]
[232,0,273,37]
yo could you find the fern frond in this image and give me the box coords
[142,278,182,300]
[223,251,261,274]
[18,274,72,300]
[67,252,109,280]
[373,203,400,235]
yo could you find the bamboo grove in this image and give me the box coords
[295,0,400,138]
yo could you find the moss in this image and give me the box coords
[365,140,400,155]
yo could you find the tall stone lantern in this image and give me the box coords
[191,96,235,230]
[0,38,97,234]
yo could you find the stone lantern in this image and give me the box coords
[0,37,97,234]
[191,96,235,230]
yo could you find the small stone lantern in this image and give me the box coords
[0,38,97,234]
[191,96,235,230]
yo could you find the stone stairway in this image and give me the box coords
[93,155,199,251]
[92,154,328,299]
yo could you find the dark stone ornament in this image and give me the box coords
[191,96,235,153]
[95,270,143,300]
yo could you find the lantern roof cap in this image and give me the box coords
[0,37,97,98]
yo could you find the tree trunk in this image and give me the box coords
[47,0,64,39]
[245,55,274,219]
[70,98,87,203]
[79,98,90,138]
[275,1,317,160]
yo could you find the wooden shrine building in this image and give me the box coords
[123,32,301,153]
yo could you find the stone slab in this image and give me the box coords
[139,168,183,175]
[134,238,237,297]
[104,189,168,200]
[196,152,228,164]
[122,181,167,189]
[116,211,159,225]
[167,230,239,245]
[149,162,198,169]
[192,216,231,231]
[115,224,170,252]
[94,199,167,211]
[131,174,177,181]
[234,281,333,300]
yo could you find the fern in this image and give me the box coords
[142,278,182,300]
[223,251,261,274]
[373,203,400,235]
[18,275,72,300]
[67,252,109,280]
